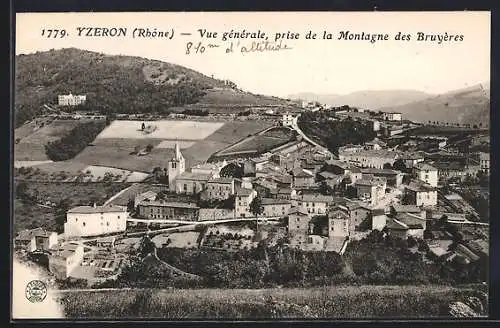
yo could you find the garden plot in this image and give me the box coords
[96,120,225,140]
[82,165,149,182]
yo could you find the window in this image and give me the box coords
[184,184,187,191]
[83,222,86,227]
[75,218,78,222]
[172,162,177,169]
[117,216,120,219]
[107,222,110,226]
[297,225,300,229]
[296,218,300,222]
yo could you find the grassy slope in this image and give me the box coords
[58,285,485,319]
[15,48,289,125]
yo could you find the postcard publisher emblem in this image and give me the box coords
[25,280,47,303]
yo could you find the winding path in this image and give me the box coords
[291,115,332,155]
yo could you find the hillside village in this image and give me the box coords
[14,93,490,289]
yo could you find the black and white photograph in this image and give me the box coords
[12,11,490,320]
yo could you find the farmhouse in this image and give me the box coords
[137,199,199,221]
[328,206,350,238]
[399,151,425,168]
[65,204,127,237]
[371,209,388,231]
[14,228,58,252]
[134,191,157,207]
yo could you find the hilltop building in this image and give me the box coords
[382,112,402,121]
[168,142,186,191]
[58,93,87,106]
[282,112,295,126]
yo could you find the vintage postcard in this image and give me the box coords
[12,11,490,320]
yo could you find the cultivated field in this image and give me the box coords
[82,165,149,183]
[214,126,296,158]
[15,119,276,174]
[96,120,225,140]
[152,232,200,248]
[57,285,485,319]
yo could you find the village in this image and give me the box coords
[14,93,490,287]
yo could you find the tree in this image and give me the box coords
[220,163,244,179]
[138,235,155,257]
[127,198,135,213]
[145,144,154,152]
[15,181,29,199]
[249,196,264,217]
[54,198,72,233]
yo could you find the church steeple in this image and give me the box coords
[168,141,185,191]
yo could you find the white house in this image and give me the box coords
[261,198,292,217]
[234,188,258,218]
[405,181,438,207]
[282,112,295,127]
[414,163,438,187]
[48,243,84,279]
[479,152,490,175]
[64,204,127,237]
[383,112,402,121]
[58,93,87,106]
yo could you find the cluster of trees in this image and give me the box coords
[298,111,377,153]
[45,121,106,161]
[220,163,244,179]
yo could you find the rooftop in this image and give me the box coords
[360,168,399,175]
[236,188,255,197]
[261,198,292,206]
[415,163,438,171]
[177,172,212,181]
[297,194,334,203]
[292,168,315,178]
[406,181,436,192]
[355,176,387,187]
[68,204,126,214]
[288,207,309,216]
[16,228,56,241]
[396,212,425,229]
[318,171,343,180]
[391,204,422,214]
[138,200,199,209]
[208,177,234,184]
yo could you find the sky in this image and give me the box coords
[16,12,490,97]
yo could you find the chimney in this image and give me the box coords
[93,203,97,208]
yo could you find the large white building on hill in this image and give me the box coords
[58,93,87,106]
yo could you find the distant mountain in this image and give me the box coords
[15,48,289,127]
[288,90,431,109]
[381,83,490,127]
